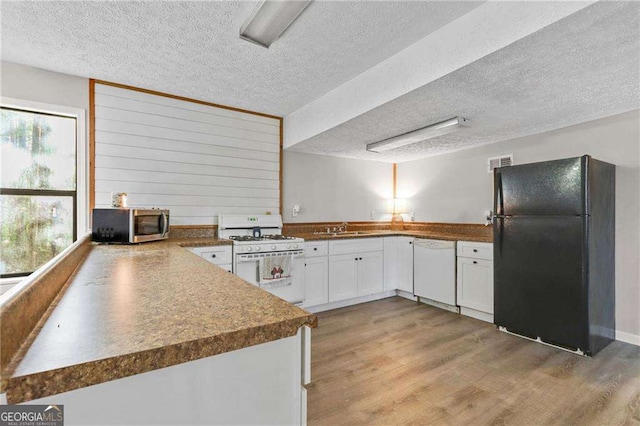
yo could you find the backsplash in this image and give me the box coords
[169,225,217,239]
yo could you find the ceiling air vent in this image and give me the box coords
[487,154,513,173]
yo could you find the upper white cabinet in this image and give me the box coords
[328,238,384,302]
[456,241,494,323]
[383,237,414,293]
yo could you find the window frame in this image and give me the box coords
[0,97,87,279]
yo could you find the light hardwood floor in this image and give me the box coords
[307,297,640,425]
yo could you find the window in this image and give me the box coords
[1,99,86,278]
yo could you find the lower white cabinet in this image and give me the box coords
[456,241,494,322]
[383,237,414,293]
[356,251,384,296]
[188,246,233,273]
[396,237,414,293]
[328,238,384,303]
[304,256,329,307]
[328,254,358,302]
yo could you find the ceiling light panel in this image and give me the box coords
[240,0,312,48]
[366,117,469,153]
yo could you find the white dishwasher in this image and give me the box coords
[413,239,457,308]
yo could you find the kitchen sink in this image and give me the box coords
[312,231,372,237]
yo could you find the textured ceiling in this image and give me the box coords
[288,1,640,163]
[0,0,483,117]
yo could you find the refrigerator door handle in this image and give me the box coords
[495,170,504,216]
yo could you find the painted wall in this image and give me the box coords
[398,110,640,340]
[282,151,393,223]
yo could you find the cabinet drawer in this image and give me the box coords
[305,241,328,257]
[457,241,493,260]
[329,238,383,255]
[189,246,233,265]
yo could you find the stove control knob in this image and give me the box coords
[247,246,253,251]
[237,247,243,252]
[286,244,292,249]
[254,246,261,251]
[293,244,299,249]
[271,245,276,250]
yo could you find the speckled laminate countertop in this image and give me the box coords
[4,238,316,404]
[290,229,493,243]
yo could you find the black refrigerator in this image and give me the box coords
[493,155,615,356]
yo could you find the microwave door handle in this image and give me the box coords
[161,212,169,237]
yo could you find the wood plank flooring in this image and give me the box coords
[307,297,640,425]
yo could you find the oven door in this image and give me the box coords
[235,250,305,306]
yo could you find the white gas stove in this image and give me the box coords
[218,215,305,306]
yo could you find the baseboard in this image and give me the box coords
[395,289,417,301]
[416,297,459,314]
[304,291,396,313]
[616,330,640,346]
[460,307,494,323]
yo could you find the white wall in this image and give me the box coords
[398,110,640,340]
[282,151,393,223]
[93,83,281,225]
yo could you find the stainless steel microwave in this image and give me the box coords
[92,208,169,243]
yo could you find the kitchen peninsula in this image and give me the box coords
[1,237,316,425]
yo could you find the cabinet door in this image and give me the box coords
[304,256,329,307]
[396,237,414,293]
[383,237,398,291]
[457,258,493,314]
[357,251,384,296]
[328,254,358,302]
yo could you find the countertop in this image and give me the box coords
[290,229,493,243]
[4,238,316,404]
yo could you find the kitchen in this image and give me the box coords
[1,1,639,425]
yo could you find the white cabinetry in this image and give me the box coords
[383,237,414,293]
[188,246,233,273]
[304,241,329,307]
[456,241,494,323]
[328,238,384,303]
[396,237,414,293]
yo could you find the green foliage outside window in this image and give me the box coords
[1,108,76,277]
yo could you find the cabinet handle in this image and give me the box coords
[359,257,363,260]
[314,248,318,251]
[473,261,478,264]
[211,254,217,258]
[473,249,478,253]
[355,257,358,261]
[409,242,412,245]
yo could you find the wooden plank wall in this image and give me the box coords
[93,83,281,225]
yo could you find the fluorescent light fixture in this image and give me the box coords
[366,116,469,153]
[240,0,312,48]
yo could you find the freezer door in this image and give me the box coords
[494,216,588,351]
[494,156,587,216]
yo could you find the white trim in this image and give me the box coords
[460,306,494,323]
[0,96,89,236]
[396,289,418,301]
[616,330,640,346]
[0,233,90,308]
[304,291,395,313]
